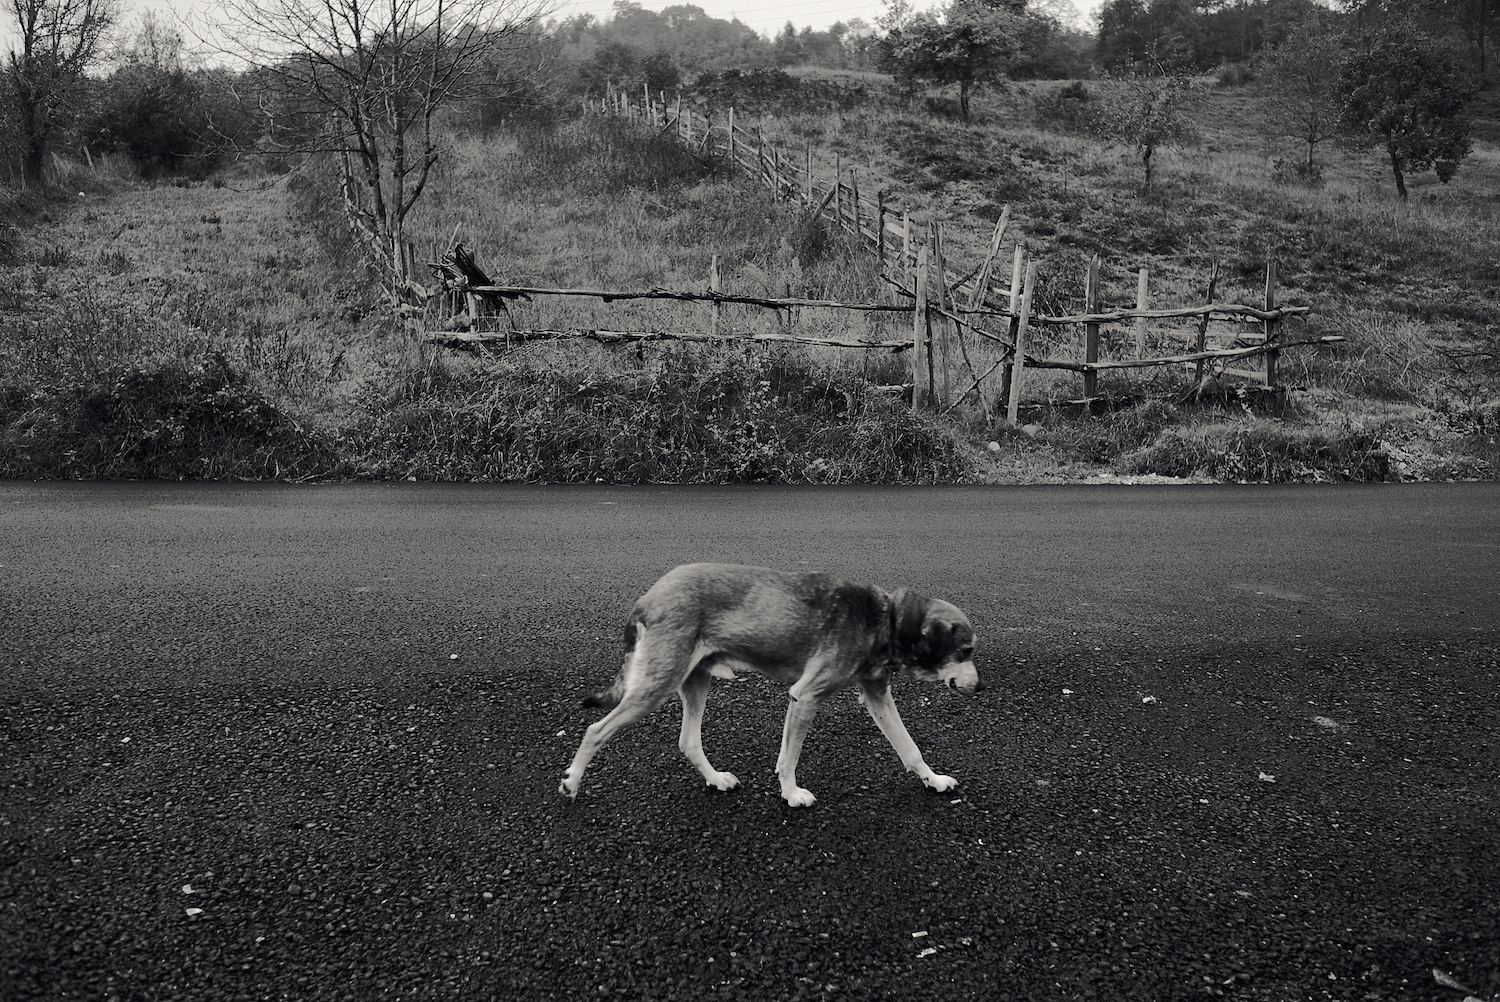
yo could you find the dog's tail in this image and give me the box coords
[581,619,641,710]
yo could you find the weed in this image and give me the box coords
[39,245,72,268]
[96,248,132,275]
[1119,421,1391,482]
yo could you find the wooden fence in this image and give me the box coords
[410,90,1341,418]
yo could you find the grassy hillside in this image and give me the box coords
[1,78,1496,483]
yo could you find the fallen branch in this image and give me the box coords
[425,328,912,350]
[962,302,1314,326]
[462,284,912,314]
[1025,335,1346,373]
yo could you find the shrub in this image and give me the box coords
[1119,422,1392,482]
[0,355,332,480]
[1270,157,1324,187]
[1033,81,1098,133]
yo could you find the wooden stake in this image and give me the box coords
[1007,259,1037,426]
[1007,244,1024,323]
[834,153,842,228]
[902,212,912,270]
[806,146,813,203]
[1264,258,1278,388]
[913,247,930,411]
[850,169,860,239]
[728,107,735,162]
[1194,261,1220,391]
[1083,255,1101,399]
[877,191,886,266]
[709,255,722,337]
[930,222,951,409]
[1134,267,1149,359]
[967,205,1010,311]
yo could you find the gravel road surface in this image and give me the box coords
[2,482,1497,1001]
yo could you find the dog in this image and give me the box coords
[559,563,981,807]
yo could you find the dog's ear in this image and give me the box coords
[923,618,954,662]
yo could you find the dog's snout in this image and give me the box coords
[939,660,982,694]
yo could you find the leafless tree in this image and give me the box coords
[1257,17,1345,175]
[4,0,121,187]
[207,0,553,294]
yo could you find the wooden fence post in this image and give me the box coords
[833,153,842,228]
[1134,267,1149,358]
[1007,259,1037,426]
[709,254,722,337]
[1007,244,1025,321]
[1083,254,1101,399]
[930,221,952,410]
[913,246,930,411]
[968,205,1010,312]
[1194,261,1220,391]
[728,107,735,162]
[1264,258,1279,389]
[1000,243,1025,411]
[877,191,886,267]
[850,168,860,240]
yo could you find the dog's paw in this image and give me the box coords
[782,787,817,808]
[558,778,579,799]
[705,771,740,792]
[922,773,958,793]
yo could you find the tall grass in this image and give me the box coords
[340,343,963,483]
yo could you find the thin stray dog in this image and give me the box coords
[559,563,982,807]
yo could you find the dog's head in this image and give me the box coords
[887,590,981,694]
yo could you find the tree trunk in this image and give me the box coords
[1142,144,1154,191]
[23,141,47,188]
[1389,144,1407,199]
[15,78,49,188]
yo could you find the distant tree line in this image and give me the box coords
[0,0,1485,218]
[1093,0,1497,75]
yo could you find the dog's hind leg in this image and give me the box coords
[559,696,660,799]
[560,635,676,799]
[857,677,957,793]
[677,669,739,792]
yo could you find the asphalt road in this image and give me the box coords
[2,482,1497,1001]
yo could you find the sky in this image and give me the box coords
[1,0,1102,54]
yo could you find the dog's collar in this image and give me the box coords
[882,593,902,672]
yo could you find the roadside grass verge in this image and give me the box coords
[338,343,964,484]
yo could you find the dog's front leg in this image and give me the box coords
[857,678,957,793]
[776,695,822,807]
